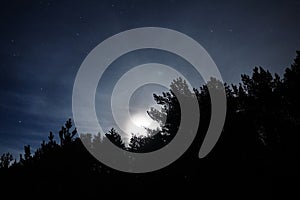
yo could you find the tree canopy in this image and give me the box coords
[1,51,300,197]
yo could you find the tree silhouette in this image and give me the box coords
[1,51,300,196]
[284,51,300,125]
[59,118,77,146]
[24,145,31,160]
[0,153,13,169]
[105,128,125,149]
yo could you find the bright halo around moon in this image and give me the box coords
[131,113,152,128]
[125,111,160,137]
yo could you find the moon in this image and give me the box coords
[124,111,160,138]
[131,113,152,128]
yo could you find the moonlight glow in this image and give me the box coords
[124,111,160,137]
[131,113,152,128]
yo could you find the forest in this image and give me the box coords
[0,51,299,197]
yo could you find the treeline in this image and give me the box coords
[0,51,299,196]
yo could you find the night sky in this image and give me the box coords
[1,0,300,158]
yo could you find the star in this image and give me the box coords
[18,120,22,124]
[11,39,15,43]
[76,33,80,37]
[210,29,214,33]
[40,87,43,91]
